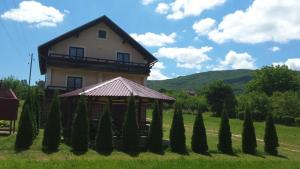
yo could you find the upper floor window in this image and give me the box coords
[69,47,84,58]
[98,30,107,39]
[67,76,82,90]
[117,52,130,63]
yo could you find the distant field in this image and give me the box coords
[0,109,300,169]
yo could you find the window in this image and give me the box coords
[117,52,130,63]
[98,30,107,39]
[67,76,82,90]
[69,47,84,58]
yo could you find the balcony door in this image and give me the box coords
[67,76,83,90]
[117,52,130,63]
[69,47,84,59]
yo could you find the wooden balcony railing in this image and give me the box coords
[46,53,151,74]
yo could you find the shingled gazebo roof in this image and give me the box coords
[60,77,175,102]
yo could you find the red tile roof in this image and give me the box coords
[60,77,175,101]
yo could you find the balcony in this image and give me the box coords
[46,53,151,74]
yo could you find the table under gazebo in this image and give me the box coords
[59,77,175,147]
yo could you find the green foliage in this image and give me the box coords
[147,101,163,153]
[271,91,300,119]
[15,98,34,151]
[247,65,300,96]
[122,95,139,153]
[204,81,237,117]
[34,88,41,135]
[264,113,279,155]
[71,96,89,153]
[218,108,233,154]
[242,111,257,154]
[191,110,208,154]
[170,104,187,154]
[42,92,61,152]
[295,118,300,127]
[95,100,113,154]
[0,76,29,99]
[279,116,295,126]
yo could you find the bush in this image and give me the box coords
[191,110,208,154]
[264,113,279,155]
[295,118,300,127]
[242,111,257,154]
[280,116,295,126]
[122,95,139,153]
[218,107,233,154]
[238,112,245,120]
[252,111,266,122]
[95,100,113,154]
[170,104,187,154]
[71,96,89,154]
[42,92,61,152]
[147,101,163,154]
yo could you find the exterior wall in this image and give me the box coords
[48,67,147,87]
[49,22,147,64]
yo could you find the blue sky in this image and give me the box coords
[0,0,300,83]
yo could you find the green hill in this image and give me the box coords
[146,69,255,94]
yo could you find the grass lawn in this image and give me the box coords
[0,107,300,169]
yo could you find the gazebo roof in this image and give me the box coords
[60,77,175,102]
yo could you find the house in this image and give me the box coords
[38,15,174,144]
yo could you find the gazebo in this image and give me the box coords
[59,77,175,144]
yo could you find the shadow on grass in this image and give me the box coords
[42,148,59,154]
[123,151,140,157]
[97,151,112,156]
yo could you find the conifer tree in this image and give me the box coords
[191,110,208,154]
[147,100,163,153]
[218,106,233,154]
[242,110,257,154]
[42,92,61,152]
[264,113,279,155]
[71,96,89,153]
[122,95,139,153]
[34,88,40,135]
[95,100,113,154]
[28,89,37,138]
[170,104,187,154]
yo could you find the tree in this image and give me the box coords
[169,104,187,154]
[204,81,237,117]
[147,100,163,153]
[71,96,89,153]
[264,113,279,155]
[218,107,233,154]
[247,65,300,96]
[191,110,208,154]
[242,110,257,154]
[122,95,139,153]
[95,100,113,154]
[34,88,41,135]
[42,92,61,152]
[15,98,34,151]
[271,91,300,119]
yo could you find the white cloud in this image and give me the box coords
[213,50,256,70]
[155,3,170,14]
[156,0,226,20]
[155,46,212,70]
[269,46,280,52]
[207,0,300,44]
[1,1,66,27]
[130,32,177,47]
[193,18,216,36]
[149,62,169,80]
[273,58,300,71]
[142,0,155,5]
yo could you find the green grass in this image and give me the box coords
[0,108,300,169]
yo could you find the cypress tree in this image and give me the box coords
[191,110,208,154]
[95,100,113,154]
[264,113,279,155]
[122,94,139,153]
[15,98,34,151]
[242,110,257,154]
[147,100,163,154]
[34,88,40,136]
[28,89,37,138]
[169,104,187,154]
[71,96,89,153]
[218,107,233,154]
[42,92,61,152]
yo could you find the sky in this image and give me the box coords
[0,0,300,83]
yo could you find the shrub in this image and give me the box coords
[71,96,89,154]
[191,110,208,154]
[169,104,187,154]
[238,112,245,120]
[280,116,295,126]
[42,92,61,152]
[147,101,163,154]
[218,107,233,154]
[95,101,113,154]
[242,111,257,154]
[15,99,34,151]
[295,118,300,127]
[264,113,279,155]
[122,95,139,153]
